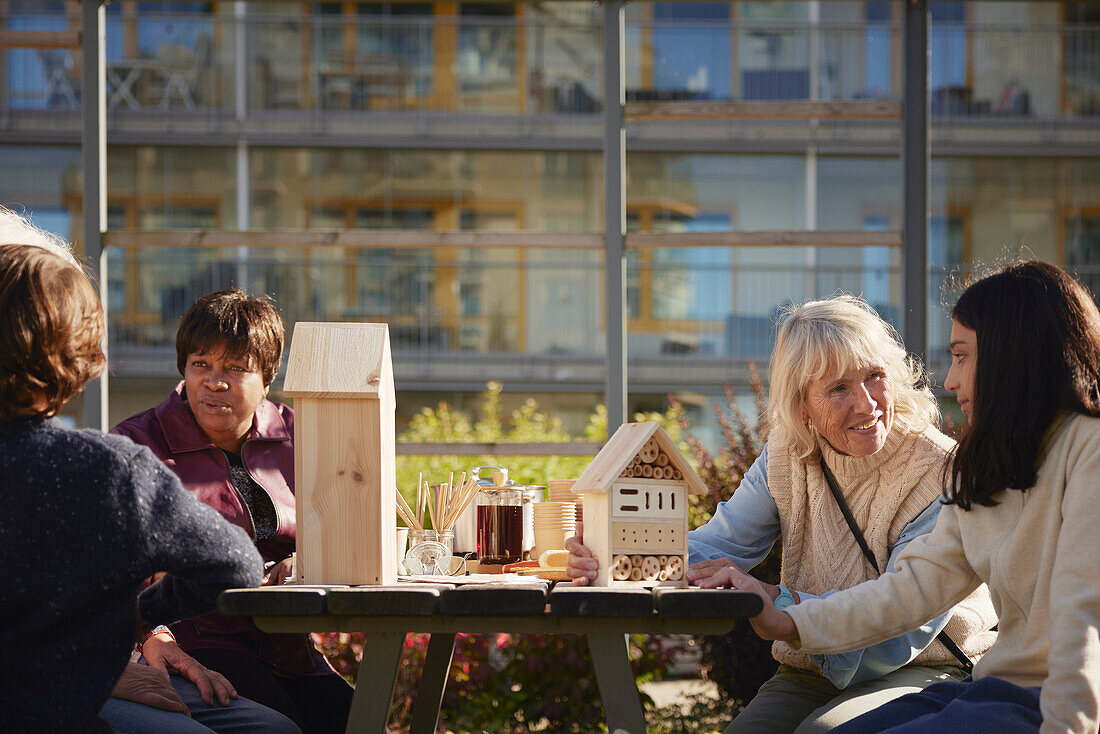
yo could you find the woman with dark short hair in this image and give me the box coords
[0,241,262,733]
[114,289,353,734]
[716,261,1100,733]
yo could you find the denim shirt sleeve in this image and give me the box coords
[687,444,779,570]
[804,499,953,688]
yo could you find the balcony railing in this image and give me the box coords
[4,10,1098,124]
[105,244,903,381]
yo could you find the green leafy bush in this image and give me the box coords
[395,381,604,504]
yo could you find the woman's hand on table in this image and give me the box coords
[686,558,744,583]
[564,523,598,586]
[262,555,295,586]
[687,559,782,601]
[111,662,191,715]
[142,634,238,707]
[693,564,799,643]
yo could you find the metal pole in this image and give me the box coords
[902,0,929,364]
[603,0,626,436]
[235,3,250,288]
[82,0,107,431]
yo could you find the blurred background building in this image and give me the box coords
[2,0,1098,444]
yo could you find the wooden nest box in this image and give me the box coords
[576,422,705,587]
[283,322,396,585]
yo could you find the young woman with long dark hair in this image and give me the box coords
[700,261,1100,733]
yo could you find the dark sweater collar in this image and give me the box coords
[154,381,291,453]
[0,414,53,436]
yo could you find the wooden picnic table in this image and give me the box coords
[219,582,762,734]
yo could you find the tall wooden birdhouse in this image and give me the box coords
[575,422,706,587]
[282,322,396,585]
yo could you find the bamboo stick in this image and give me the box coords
[446,476,481,530]
[395,488,421,530]
[425,479,438,530]
[395,501,418,530]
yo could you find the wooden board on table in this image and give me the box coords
[549,586,656,617]
[218,587,329,617]
[327,586,442,616]
[654,588,764,619]
[514,567,571,581]
[439,584,549,616]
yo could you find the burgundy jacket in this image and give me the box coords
[113,383,321,674]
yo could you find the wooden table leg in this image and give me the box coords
[410,632,457,734]
[346,631,405,734]
[586,632,647,734]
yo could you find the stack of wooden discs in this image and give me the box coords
[609,553,685,582]
[548,479,583,522]
[618,438,682,480]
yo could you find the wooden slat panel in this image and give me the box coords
[627,229,902,249]
[0,31,81,49]
[326,586,442,616]
[438,584,548,616]
[103,229,604,250]
[654,588,763,619]
[397,441,602,456]
[549,586,655,617]
[218,587,329,617]
[625,99,902,121]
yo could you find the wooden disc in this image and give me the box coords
[611,554,633,581]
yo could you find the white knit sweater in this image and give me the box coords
[769,424,995,670]
[787,413,1100,734]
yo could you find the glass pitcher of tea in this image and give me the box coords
[476,486,525,565]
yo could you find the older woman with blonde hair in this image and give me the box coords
[567,294,997,733]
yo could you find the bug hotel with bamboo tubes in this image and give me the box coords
[573,422,706,588]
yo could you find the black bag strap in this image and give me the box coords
[819,458,974,674]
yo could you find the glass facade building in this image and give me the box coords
[3,1,1099,438]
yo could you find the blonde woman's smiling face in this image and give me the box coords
[802,364,895,457]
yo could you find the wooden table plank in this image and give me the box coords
[549,586,656,617]
[326,586,442,616]
[654,588,763,618]
[218,587,328,617]
[438,584,548,616]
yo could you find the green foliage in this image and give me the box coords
[649,689,744,734]
[396,382,603,514]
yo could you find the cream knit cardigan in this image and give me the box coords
[787,413,1100,734]
[768,423,996,671]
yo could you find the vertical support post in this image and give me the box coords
[587,632,647,734]
[234,3,249,288]
[82,0,107,431]
[902,0,929,363]
[603,0,627,435]
[409,633,457,734]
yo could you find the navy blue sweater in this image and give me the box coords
[0,416,263,733]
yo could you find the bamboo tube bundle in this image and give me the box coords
[396,471,481,531]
